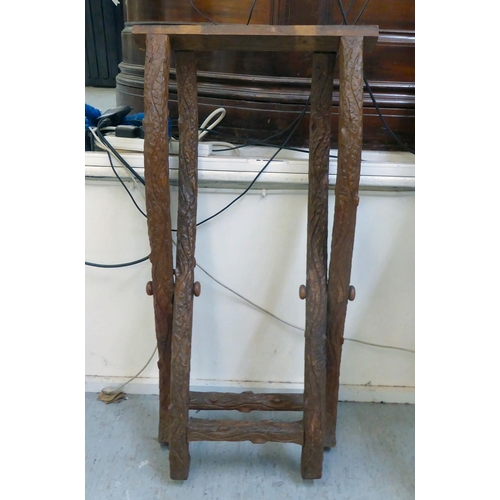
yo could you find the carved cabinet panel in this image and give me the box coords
[117,0,414,151]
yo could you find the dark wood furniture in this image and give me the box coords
[119,0,413,151]
[133,23,378,480]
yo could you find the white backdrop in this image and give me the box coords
[85,154,415,403]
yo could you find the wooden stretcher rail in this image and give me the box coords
[132,24,378,52]
[138,23,375,480]
[189,391,303,412]
[188,418,304,445]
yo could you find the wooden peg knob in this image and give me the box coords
[348,285,356,301]
[299,285,307,300]
[146,281,153,296]
[193,281,201,297]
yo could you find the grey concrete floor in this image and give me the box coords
[86,393,414,500]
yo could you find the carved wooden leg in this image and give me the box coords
[325,36,364,448]
[300,52,335,480]
[168,51,199,481]
[143,34,175,445]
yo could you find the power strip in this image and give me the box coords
[101,135,213,157]
[102,135,144,152]
[169,140,213,157]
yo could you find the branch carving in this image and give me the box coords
[325,36,364,448]
[189,391,303,412]
[143,34,174,445]
[189,419,304,445]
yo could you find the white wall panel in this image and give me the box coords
[85,151,414,402]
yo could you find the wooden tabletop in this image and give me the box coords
[132,24,378,52]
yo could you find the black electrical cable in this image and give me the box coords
[189,0,217,24]
[106,151,147,218]
[87,122,148,268]
[363,76,415,155]
[196,126,340,158]
[177,98,310,229]
[194,95,310,227]
[95,126,146,186]
[88,1,404,269]
[247,0,258,25]
[86,97,311,268]
[336,0,415,154]
[89,0,411,269]
[337,0,349,25]
[190,99,337,156]
[345,0,356,17]
[353,0,370,25]
[188,0,258,26]
[85,255,150,268]
[86,150,148,268]
[193,106,303,145]
[96,97,309,228]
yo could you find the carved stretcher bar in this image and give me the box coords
[134,23,378,480]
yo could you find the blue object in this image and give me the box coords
[85,104,102,129]
[85,104,171,137]
[123,113,144,127]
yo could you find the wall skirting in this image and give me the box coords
[85,376,415,404]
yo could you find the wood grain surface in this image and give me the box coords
[189,391,304,412]
[300,51,335,480]
[188,418,304,445]
[168,51,199,481]
[139,24,369,481]
[121,1,413,151]
[325,36,364,448]
[142,33,174,445]
[132,24,378,52]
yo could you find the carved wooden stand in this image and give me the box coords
[133,24,378,480]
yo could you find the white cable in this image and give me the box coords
[108,257,414,394]
[99,230,412,397]
[101,347,158,395]
[344,338,414,353]
[195,262,301,332]
[195,261,414,353]
[198,107,226,140]
[169,236,416,355]
[169,108,239,155]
